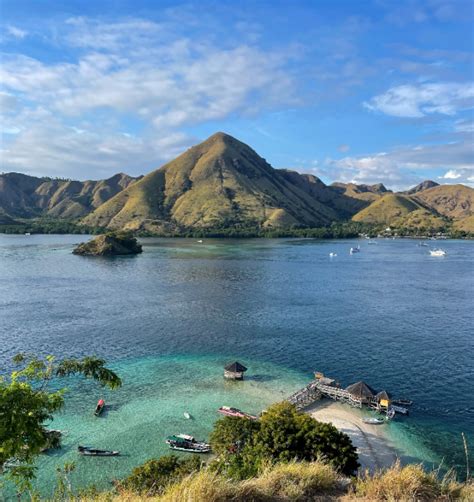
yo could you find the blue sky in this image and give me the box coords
[0,0,473,189]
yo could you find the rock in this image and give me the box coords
[73,232,142,256]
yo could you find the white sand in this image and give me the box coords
[306,400,400,472]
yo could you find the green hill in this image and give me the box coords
[0,172,139,219]
[82,132,349,232]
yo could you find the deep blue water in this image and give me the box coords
[0,235,473,494]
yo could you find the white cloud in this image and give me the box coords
[320,139,474,190]
[0,17,299,179]
[364,82,474,118]
[440,169,462,179]
[6,26,27,39]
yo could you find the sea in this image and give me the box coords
[0,235,473,497]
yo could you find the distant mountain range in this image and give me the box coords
[1,132,473,235]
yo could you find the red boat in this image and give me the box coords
[94,399,105,416]
[218,406,257,420]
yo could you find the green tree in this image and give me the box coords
[209,402,359,480]
[0,353,121,497]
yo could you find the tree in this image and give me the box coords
[0,353,121,496]
[209,402,359,479]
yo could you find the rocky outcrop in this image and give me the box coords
[72,232,142,256]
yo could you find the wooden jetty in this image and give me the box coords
[287,372,408,415]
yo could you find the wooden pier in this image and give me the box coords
[287,373,406,414]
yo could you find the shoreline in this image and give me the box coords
[306,400,400,473]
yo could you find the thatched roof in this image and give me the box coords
[224,361,248,372]
[376,390,391,402]
[345,381,376,398]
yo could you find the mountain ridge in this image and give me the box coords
[1,132,473,235]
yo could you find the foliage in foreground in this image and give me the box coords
[76,461,474,502]
[0,354,121,497]
[209,402,359,479]
[116,455,204,496]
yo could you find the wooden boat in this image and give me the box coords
[94,399,105,416]
[362,417,385,425]
[165,434,211,453]
[218,406,257,420]
[393,398,413,406]
[78,446,120,456]
[391,405,409,415]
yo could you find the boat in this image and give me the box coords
[392,398,413,406]
[386,408,396,420]
[367,240,377,245]
[94,399,105,416]
[197,240,203,243]
[24,232,31,236]
[329,252,337,257]
[390,405,409,415]
[218,406,258,420]
[418,242,429,247]
[350,246,360,254]
[184,412,192,419]
[78,446,120,456]
[429,249,446,257]
[362,417,386,425]
[165,434,211,453]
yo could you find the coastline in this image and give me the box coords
[306,400,400,473]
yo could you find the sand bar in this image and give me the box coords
[306,399,400,472]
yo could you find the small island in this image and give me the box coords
[72,231,142,256]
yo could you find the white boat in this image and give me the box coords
[367,241,377,245]
[362,417,385,425]
[390,405,409,415]
[24,232,31,236]
[197,240,203,243]
[429,249,446,257]
[350,246,360,254]
[329,252,337,257]
[184,412,192,419]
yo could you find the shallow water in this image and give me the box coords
[0,235,473,496]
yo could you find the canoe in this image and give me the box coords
[218,406,257,420]
[78,446,119,456]
[94,399,105,416]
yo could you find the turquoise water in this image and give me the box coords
[0,235,473,497]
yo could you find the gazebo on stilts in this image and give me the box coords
[224,361,248,380]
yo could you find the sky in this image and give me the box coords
[0,0,473,190]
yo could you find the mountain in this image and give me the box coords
[413,184,472,219]
[405,180,439,194]
[1,132,473,235]
[0,172,139,219]
[352,184,474,232]
[82,132,354,232]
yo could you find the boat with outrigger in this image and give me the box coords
[218,406,258,420]
[78,445,120,456]
[166,434,211,453]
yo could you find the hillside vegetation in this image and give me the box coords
[1,133,473,236]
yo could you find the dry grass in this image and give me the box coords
[76,461,473,502]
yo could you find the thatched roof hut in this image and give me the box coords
[224,361,248,380]
[345,381,376,402]
[376,390,391,402]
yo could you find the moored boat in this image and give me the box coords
[362,417,385,425]
[390,404,409,415]
[184,412,192,419]
[393,398,413,406]
[165,434,211,453]
[350,246,360,254]
[78,446,120,456]
[218,406,257,420]
[94,399,105,416]
[429,249,446,257]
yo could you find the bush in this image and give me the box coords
[210,402,359,479]
[117,455,204,496]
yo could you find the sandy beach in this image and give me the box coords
[306,400,400,473]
